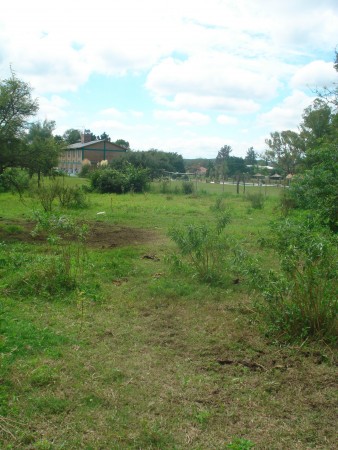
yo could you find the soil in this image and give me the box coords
[0,218,160,249]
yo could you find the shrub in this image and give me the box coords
[31,180,89,211]
[246,192,265,209]
[57,184,89,209]
[260,217,337,342]
[182,181,195,195]
[28,211,89,297]
[91,164,149,194]
[0,167,30,194]
[287,144,338,232]
[168,210,232,283]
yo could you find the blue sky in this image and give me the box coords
[1,0,337,158]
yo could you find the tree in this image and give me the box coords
[0,69,38,173]
[110,149,185,179]
[63,128,81,144]
[216,145,232,162]
[114,139,130,149]
[227,156,247,177]
[300,99,332,153]
[25,120,63,186]
[265,130,305,174]
[216,145,232,186]
[99,131,110,141]
[244,147,257,165]
[316,50,338,110]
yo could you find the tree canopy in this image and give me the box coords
[0,70,38,172]
[25,120,63,185]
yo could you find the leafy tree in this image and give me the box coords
[265,130,305,174]
[110,149,185,179]
[114,139,130,149]
[99,131,110,141]
[216,144,232,162]
[300,99,332,153]
[206,160,215,179]
[288,142,338,232]
[215,145,232,185]
[25,120,63,186]
[316,50,338,110]
[63,128,81,144]
[227,156,247,177]
[244,147,257,165]
[0,69,38,173]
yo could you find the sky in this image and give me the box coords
[1,0,337,159]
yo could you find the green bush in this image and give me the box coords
[182,181,195,194]
[288,144,338,232]
[168,210,232,283]
[0,167,30,194]
[91,164,149,194]
[31,180,89,211]
[246,192,265,209]
[260,217,337,342]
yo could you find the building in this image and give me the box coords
[58,139,127,174]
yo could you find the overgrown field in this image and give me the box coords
[0,179,337,449]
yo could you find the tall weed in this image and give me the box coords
[24,211,89,297]
[241,217,338,342]
[168,210,232,283]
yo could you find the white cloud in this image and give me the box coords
[157,93,261,114]
[154,109,210,126]
[146,54,281,109]
[36,95,69,121]
[257,90,314,131]
[291,60,337,89]
[99,108,125,118]
[217,115,239,125]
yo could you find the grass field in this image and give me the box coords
[0,179,336,449]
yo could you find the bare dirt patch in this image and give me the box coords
[0,218,160,248]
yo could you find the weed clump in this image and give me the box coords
[239,216,338,343]
[168,210,232,284]
[246,192,265,209]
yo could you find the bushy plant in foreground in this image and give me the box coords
[24,211,89,297]
[31,179,89,211]
[168,210,232,283]
[240,217,337,342]
[0,167,30,194]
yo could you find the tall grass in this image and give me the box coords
[168,209,232,283]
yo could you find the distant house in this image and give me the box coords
[58,137,127,174]
[196,166,208,175]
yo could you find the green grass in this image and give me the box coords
[0,178,336,449]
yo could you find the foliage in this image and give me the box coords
[244,147,257,166]
[260,217,338,342]
[62,128,81,144]
[31,179,89,211]
[168,210,232,283]
[216,144,232,181]
[265,130,305,174]
[288,143,338,231]
[0,69,38,172]
[181,180,195,194]
[226,438,255,449]
[110,149,185,179]
[91,164,149,194]
[27,211,88,297]
[0,167,30,194]
[25,120,63,185]
[114,138,130,149]
[246,192,265,209]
